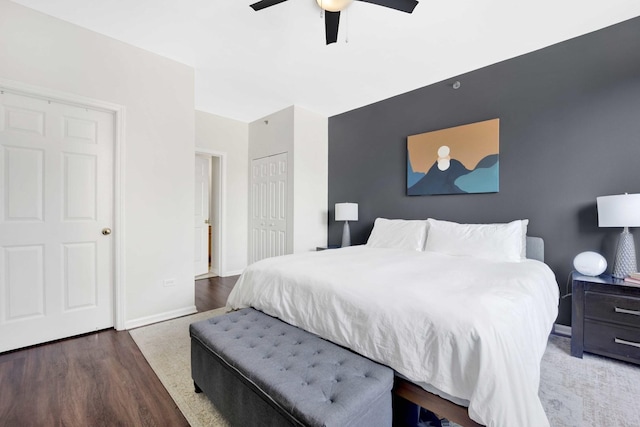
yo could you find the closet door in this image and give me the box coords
[250,152,287,264]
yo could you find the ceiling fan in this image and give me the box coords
[250,0,419,45]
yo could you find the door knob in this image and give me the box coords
[102,228,112,236]
[204,219,210,225]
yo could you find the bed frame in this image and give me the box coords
[392,236,545,427]
[393,378,483,427]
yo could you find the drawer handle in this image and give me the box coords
[614,307,640,316]
[614,338,640,349]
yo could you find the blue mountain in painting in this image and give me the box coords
[455,155,499,193]
[407,159,469,195]
[407,157,425,188]
[475,154,498,169]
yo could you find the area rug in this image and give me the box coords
[129,308,230,427]
[131,311,640,427]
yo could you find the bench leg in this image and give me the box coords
[194,381,203,394]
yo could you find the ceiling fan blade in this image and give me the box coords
[250,0,289,11]
[356,0,418,13]
[325,11,340,45]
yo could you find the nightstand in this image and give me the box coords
[316,245,340,251]
[571,272,640,365]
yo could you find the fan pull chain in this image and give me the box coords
[320,0,323,18]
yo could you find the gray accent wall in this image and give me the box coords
[328,17,640,325]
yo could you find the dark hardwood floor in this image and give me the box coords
[0,275,239,427]
[195,275,239,312]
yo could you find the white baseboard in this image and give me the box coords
[221,269,244,277]
[553,323,572,337]
[125,305,197,330]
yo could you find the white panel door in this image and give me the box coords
[250,152,287,264]
[0,91,114,352]
[194,155,210,276]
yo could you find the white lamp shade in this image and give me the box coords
[316,0,353,12]
[597,194,640,227]
[335,203,358,222]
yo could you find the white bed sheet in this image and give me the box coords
[226,246,559,427]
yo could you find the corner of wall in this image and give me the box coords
[292,106,329,252]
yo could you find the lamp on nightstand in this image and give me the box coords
[597,193,640,278]
[335,203,358,247]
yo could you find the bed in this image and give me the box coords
[226,218,560,427]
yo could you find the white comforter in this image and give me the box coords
[226,246,559,427]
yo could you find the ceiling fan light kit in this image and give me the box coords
[316,0,354,12]
[250,0,418,45]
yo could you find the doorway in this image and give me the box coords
[0,80,125,352]
[194,150,225,278]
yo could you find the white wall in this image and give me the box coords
[293,106,328,252]
[249,107,295,256]
[0,0,196,328]
[248,106,328,257]
[195,110,248,276]
[248,106,295,159]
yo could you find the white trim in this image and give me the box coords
[125,305,197,330]
[195,147,227,276]
[113,107,127,331]
[221,269,244,277]
[0,77,127,331]
[0,78,124,113]
[553,323,571,337]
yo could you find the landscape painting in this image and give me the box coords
[407,118,499,195]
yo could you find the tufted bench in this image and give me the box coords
[190,308,394,427]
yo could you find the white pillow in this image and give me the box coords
[424,218,529,262]
[366,218,429,251]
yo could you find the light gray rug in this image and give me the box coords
[131,310,640,427]
[129,308,231,427]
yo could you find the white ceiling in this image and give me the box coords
[11,0,640,122]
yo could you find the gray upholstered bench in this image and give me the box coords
[190,308,394,427]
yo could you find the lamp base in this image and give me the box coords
[341,221,351,248]
[612,227,637,278]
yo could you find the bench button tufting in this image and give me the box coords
[192,309,393,426]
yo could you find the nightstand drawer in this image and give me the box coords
[584,319,640,361]
[585,291,640,328]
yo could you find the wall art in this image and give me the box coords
[407,118,499,195]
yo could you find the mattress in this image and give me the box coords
[226,246,559,427]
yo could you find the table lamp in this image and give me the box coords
[335,203,358,247]
[597,193,640,278]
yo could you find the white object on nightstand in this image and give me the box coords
[573,251,607,276]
